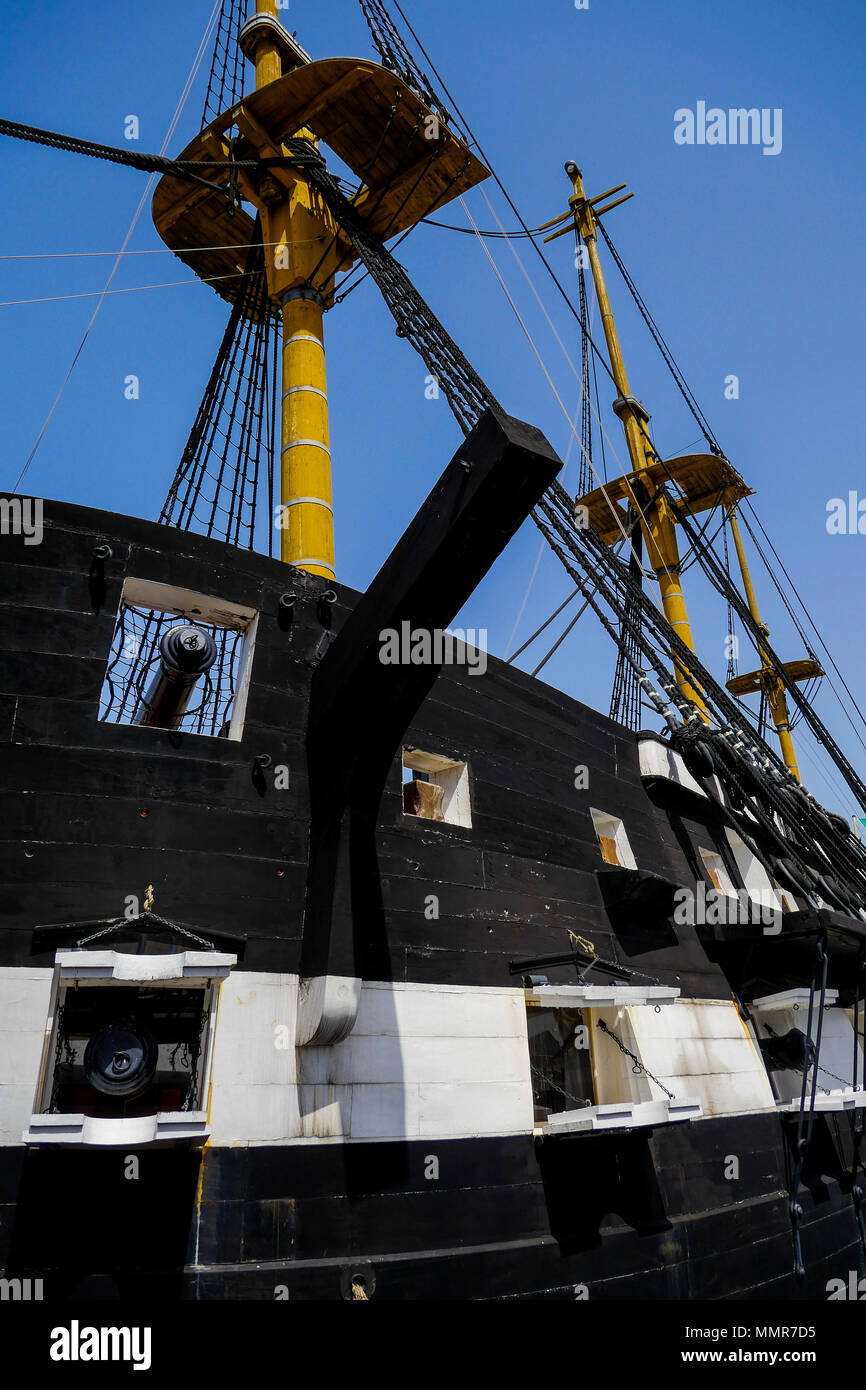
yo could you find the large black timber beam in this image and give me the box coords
[299,409,561,1015]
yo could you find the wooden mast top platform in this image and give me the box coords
[152,56,490,313]
[727,658,824,697]
[577,452,754,545]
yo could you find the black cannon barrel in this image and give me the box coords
[137,623,218,730]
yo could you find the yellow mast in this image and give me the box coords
[543,160,823,772]
[154,15,488,584]
[138,6,483,583]
[724,510,822,781]
[247,0,336,579]
[551,161,707,717]
[727,509,799,776]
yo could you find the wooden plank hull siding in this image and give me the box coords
[0,494,860,1300]
[0,1117,862,1299]
[0,495,722,991]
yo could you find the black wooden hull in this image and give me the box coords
[1,495,864,1302]
[1,1113,863,1300]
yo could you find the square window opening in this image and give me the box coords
[698,847,737,898]
[99,579,258,740]
[401,748,471,827]
[37,980,218,1120]
[590,808,637,869]
[528,1006,595,1123]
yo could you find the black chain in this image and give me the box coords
[182,1003,210,1111]
[74,911,218,951]
[48,1004,76,1113]
[529,1064,592,1111]
[596,1018,676,1100]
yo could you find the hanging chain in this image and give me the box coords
[183,1002,210,1111]
[596,1018,675,1100]
[73,911,217,950]
[48,1004,76,1113]
[530,1063,592,1111]
[808,1061,854,1090]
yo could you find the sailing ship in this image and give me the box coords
[1,1,866,1302]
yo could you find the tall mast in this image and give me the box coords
[552,161,707,716]
[727,510,799,775]
[152,10,489,583]
[725,510,822,781]
[244,1,336,580]
[543,161,822,770]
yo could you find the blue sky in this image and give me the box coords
[1,0,865,814]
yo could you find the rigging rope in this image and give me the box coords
[295,140,502,433]
[358,0,454,129]
[0,271,253,308]
[201,0,247,128]
[588,215,866,792]
[577,239,593,498]
[609,515,645,730]
[160,231,278,551]
[596,219,722,457]
[285,57,866,836]
[723,513,738,682]
[4,13,866,855]
[362,0,866,789]
[670,499,866,811]
[4,0,222,492]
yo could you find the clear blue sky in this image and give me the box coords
[1,0,864,814]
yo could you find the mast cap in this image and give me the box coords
[238,14,311,72]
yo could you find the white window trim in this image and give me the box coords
[23,1111,210,1146]
[538,1096,702,1134]
[752,990,861,1114]
[698,846,738,898]
[751,988,840,1011]
[525,983,680,1009]
[402,747,472,827]
[637,735,727,807]
[526,986,700,1133]
[120,579,255,630]
[589,808,637,869]
[777,1092,866,1115]
[725,829,785,915]
[25,950,235,1147]
[55,949,236,984]
[108,578,258,742]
